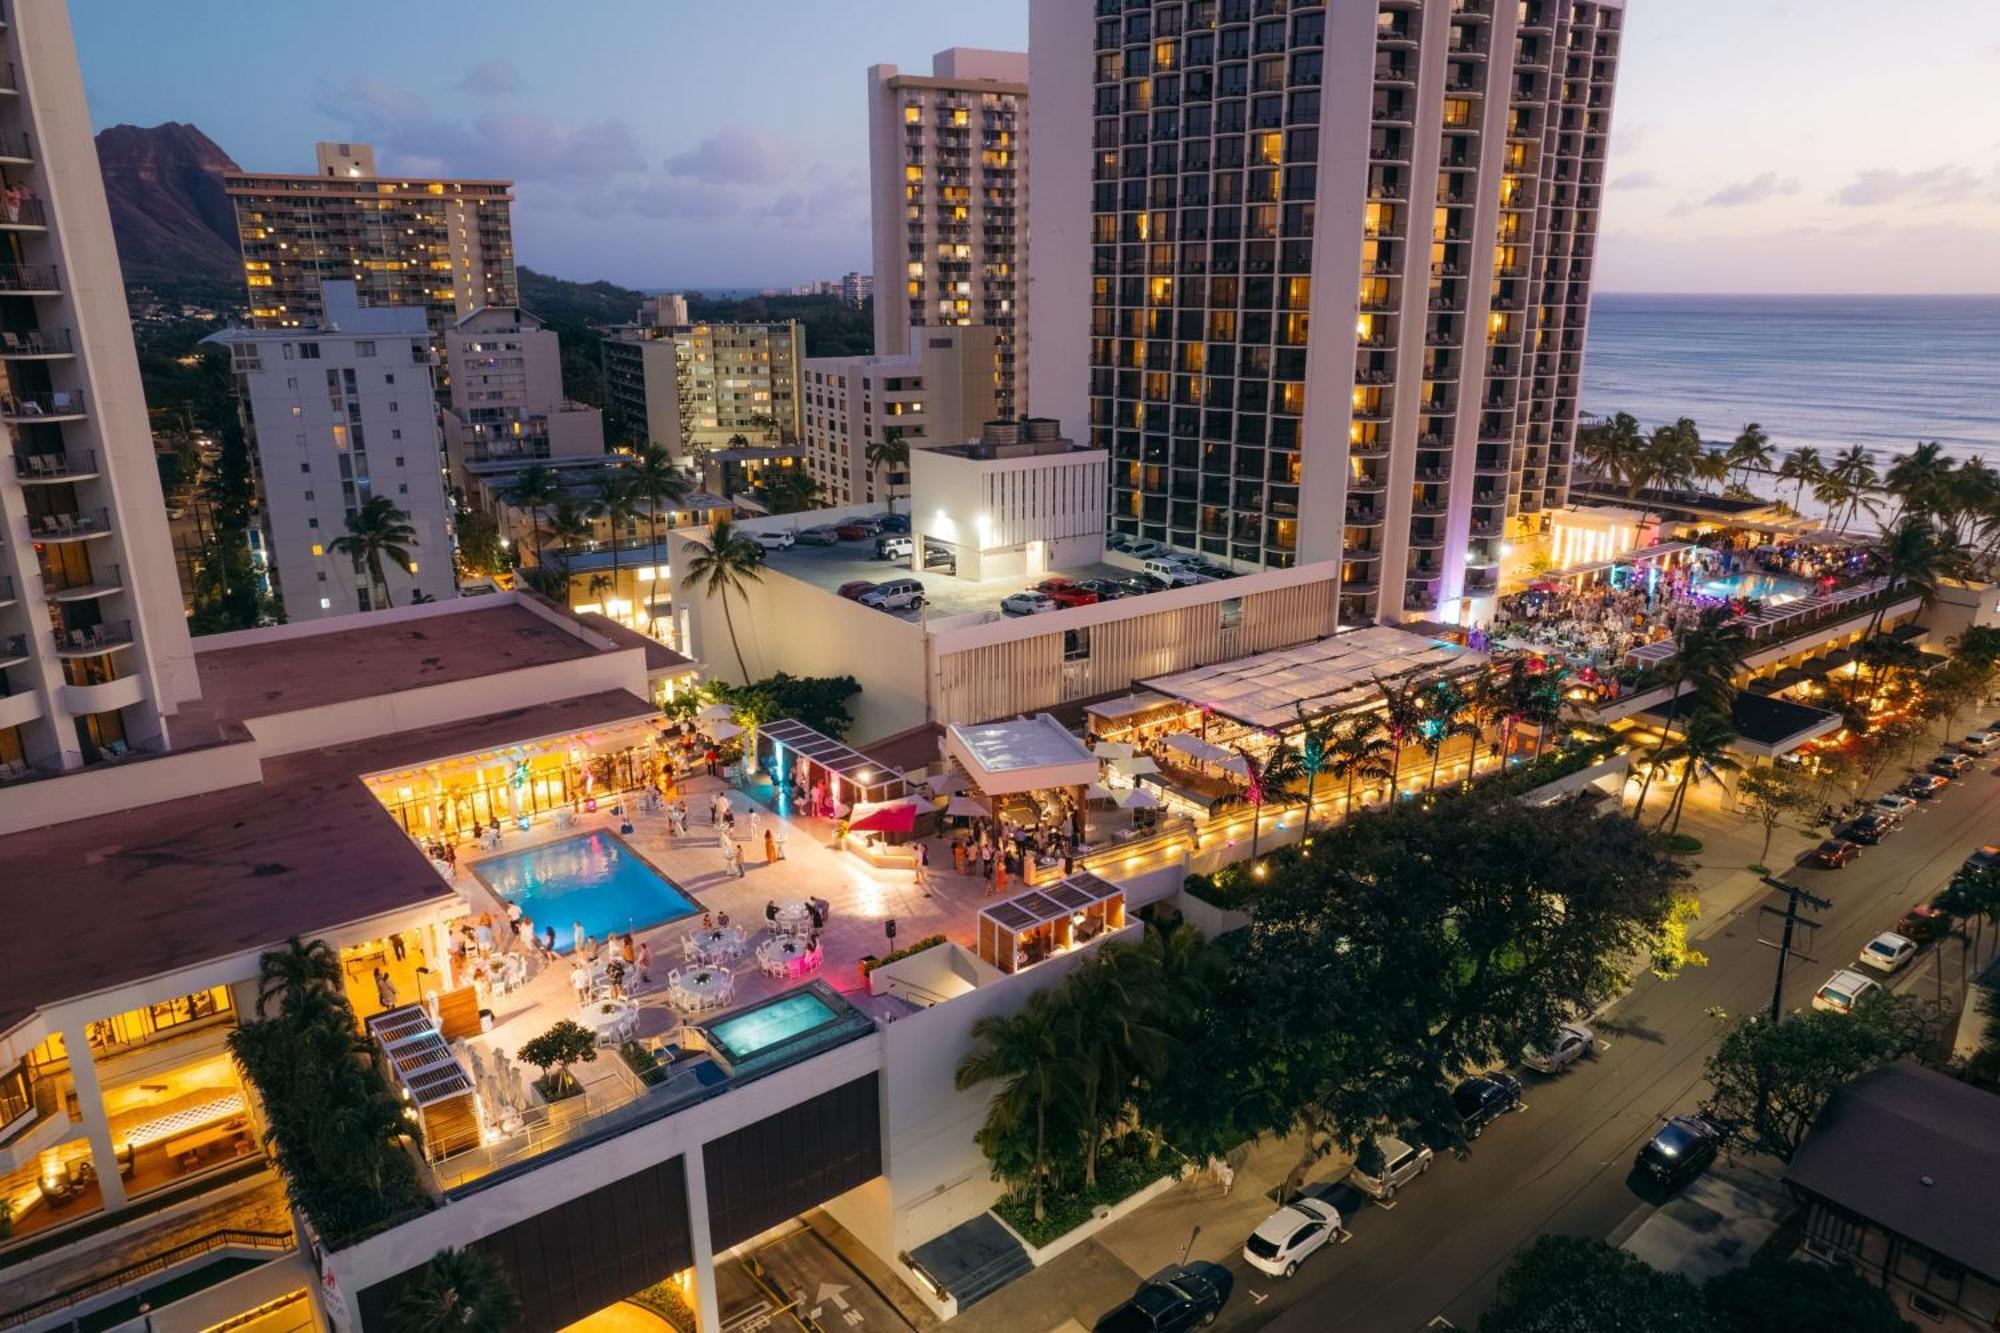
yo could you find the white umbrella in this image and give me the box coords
[708,721,745,741]
[1084,783,1117,802]
[946,793,993,817]
[1113,755,1160,777]
[698,703,735,722]
[1119,787,1164,810]
[1092,741,1136,761]
[1220,755,1251,779]
[927,771,972,795]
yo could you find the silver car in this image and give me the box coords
[1347,1135,1434,1200]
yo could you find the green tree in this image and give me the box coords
[1702,996,1930,1163]
[254,935,341,1019]
[1373,671,1430,793]
[1415,677,1482,791]
[588,471,640,607]
[454,506,503,578]
[1236,741,1305,858]
[1735,766,1812,865]
[1577,411,1645,494]
[678,517,767,681]
[708,672,863,739]
[865,432,911,513]
[1883,440,1954,526]
[539,495,594,600]
[1774,446,1823,514]
[955,989,1081,1223]
[1480,1236,1716,1333]
[518,1019,598,1098]
[1064,944,1168,1186]
[1632,608,1749,818]
[753,466,824,514]
[1827,444,1882,532]
[1653,707,1742,835]
[1327,711,1395,819]
[1724,422,1773,485]
[1290,706,1342,831]
[1866,515,1959,637]
[388,1247,522,1333]
[626,444,690,564]
[1703,1254,1913,1333]
[500,463,560,577]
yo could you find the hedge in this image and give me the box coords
[861,933,948,975]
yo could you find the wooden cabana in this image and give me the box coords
[976,872,1128,974]
[367,1004,480,1160]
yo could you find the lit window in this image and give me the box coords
[311,543,323,556]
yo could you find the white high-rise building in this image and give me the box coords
[868,48,1028,418]
[801,325,997,505]
[440,304,604,489]
[1030,0,1625,627]
[207,283,457,619]
[0,0,198,775]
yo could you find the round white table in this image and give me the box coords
[773,902,813,937]
[579,999,638,1041]
[690,927,745,962]
[672,968,731,1010]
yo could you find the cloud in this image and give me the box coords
[1702,172,1799,208]
[1610,170,1662,191]
[609,180,743,222]
[313,78,644,183]
[1834,164,1982,207]
[664,127,795,185]
[766,163,865,229]
[457,60,526,97]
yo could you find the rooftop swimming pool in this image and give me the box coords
[1697,571,1815,606]
[471,832,696,950]
[699,985,872,1070]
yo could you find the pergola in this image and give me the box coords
[756,718,910,809]
[367,1004,480,1160]
[976,871,1128,974]
[1084,691,1199,740]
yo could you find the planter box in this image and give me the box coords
[990,1171,1181,1267]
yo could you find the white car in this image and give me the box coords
[1124,537,1167,559]
[1000,591,1058,616]
[1522,1022,1596,1075]
[1959,732,2000,755]
[749,529,796,551]
[1811,969,1882,1014]
[1871,792,1918,823]
[1858,931,1917,974]
[1242,1196,1342,1278]
[1347,1135,1434,1200]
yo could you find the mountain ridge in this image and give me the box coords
[95,121,242,286]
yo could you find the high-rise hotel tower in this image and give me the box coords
[1031,0,1623,625]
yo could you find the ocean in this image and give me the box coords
[1581,293,2000,468]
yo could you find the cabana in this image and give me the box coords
[756,717,909,818]
[944,714,1099,796]
[975,872,1128,974]
[367,1005,480,1160]
[1084,690,1200,743]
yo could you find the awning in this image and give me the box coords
[708,721,744,741]
[1112,755,1160,777]
[1164,733,1232,765]
[946,794,993,818]
[850,800,920,834]
[1091,741,1137,761]
[698,703,735,722]
[1119,788,1164,810]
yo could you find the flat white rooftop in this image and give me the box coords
[1144,625,1486,730]
[946,714,1098,795]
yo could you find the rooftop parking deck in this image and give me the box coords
[759,535,1157,621]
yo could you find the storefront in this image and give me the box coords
[755,718,911,820]
[364,717,663,840]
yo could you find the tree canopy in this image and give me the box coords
[1480,1236,1715,1333]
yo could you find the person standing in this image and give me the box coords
[914,840,930,888]
[572,919,586,955]
[373,967,397,1010]
[764,828,778,865]
[636,939,652,985]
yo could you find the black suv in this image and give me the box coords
[1634,1114,1721,1189]
[1093,1269,1231,1332]
[1451,1073,1523,1140]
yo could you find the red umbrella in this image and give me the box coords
[848,801,918,834]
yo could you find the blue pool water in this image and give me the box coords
[471,832,696,951]
[707,992,840,1061]
[1697,572,1814,605]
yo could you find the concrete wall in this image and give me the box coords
[0,732,262,837]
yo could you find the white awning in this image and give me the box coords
[945,714,1100,796]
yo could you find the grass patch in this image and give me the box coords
[1667,833,1704,854]
[992,1146,1177,1250]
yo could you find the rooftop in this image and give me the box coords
[0,690,653,1031]
[193,602,602,720]
[758,537,1142,621]
[1785,1063,2000,1279]
[1143,624,1486,730]
[946,715,1098,795]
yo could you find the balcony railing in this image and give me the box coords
[0,264,57,293]
[3,389,85,420]
[12,448,93,480]
[0,129,29,162]
[48,563,121,600]
[53,620,132,656]
[0,198,45,228]
[26,508,110,540]
[0,327,71,356]
[0,633,25,663]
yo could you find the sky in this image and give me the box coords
[70,0,2000,294]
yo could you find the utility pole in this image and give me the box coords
[1757,874,1832,1023]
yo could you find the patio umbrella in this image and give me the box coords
[1084,783,1116,802]
[708,721,745,741]
[697,703,734,722]
[1092,741,1136,761]
[926,771,972,795]
[946,793,993,817]
[1119,788,1164,810]
[849,800,919,834]
[1113,756,1160,777]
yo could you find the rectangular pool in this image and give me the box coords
[705,991,842,1065]
[1697,571,1814,605]
[471,831,697,951]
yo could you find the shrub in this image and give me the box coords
[619,1039,667,1085]
[629,1280,698,1332]
[519,1019,598,1100]
[992,1141,1174,1249]
[861,933,948,975]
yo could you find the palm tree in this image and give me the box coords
[1827,445,1880,531]
[955,990,1080,1223]
[329,496,418,611]
[1373,673,1429,795]
[678,516,766,681]
[540,496,593,602]
[1652,708,1741,835]
[1775,446,1824,513]
[1883,441,1953,525]
[1631,607,1748,818]
[1576,412,1644,491]
[625,444,690,569]
[1236,742,1305,858]
[865,432,912,513]
[1327,712,1395,818]
[1064,946,1168,1186]
[388,1247,521,1333]
[1640,418,1702,496]
[255,936,341,1019]
[589,472,640,616]
[1291,706,1341,831]
[1415,678,1480,791]
[754,467,824,515]
[1691,448,1730,494]
[1725,422,1773,485]
[1866,515,1957,637]
[501,463,560,576]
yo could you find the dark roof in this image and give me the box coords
[573,612,697,674]
[1636,691,1841,749]
[1785,1063,2000,1278]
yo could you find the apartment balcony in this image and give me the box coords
[0,63,16,96]
[0,263,59,296]
[52,619,133,658]
[0,197,45,232]
[0,327,72,358]
[1352,400,1394,423]
[0,129,29,165]
[0,572,13,608]
[26,508,111,542]
[0,632,27,669]
[12,447,96,482]
[1345,508,1386,527]
[1348,472,1388,493]
[48,563,122,603]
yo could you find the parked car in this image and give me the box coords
[859,577,925,612]
[834,521,878,542]
[1346,1135,1434,1201]
[835,580,878,601]
[1001,591,1059,616]
[749,529,796,551]
[1896,901,1952,945]
[1963,844,2000,873]
[1076,577,1138,601]
[1241,1197,1342,1278]
[1858,930,1918,974]
[1872,792,1918,822]
[1809,838,1862,869]
[1959,731,2000,755]
[875,534,914,559]
[1837,812,1894,845]
[1092,1270,1231,1333]
[1931,752,1977,778]
[1143,558,1202,588]
[796,525,842,545]
[1522,1022,1596,1075]
[1123,537,1168,559]
[1451,1073,1523,1139]
[877,513,911,534]
[1633,1114,1722,1189]
[1106,530,1139,553]
[1035,578,1100,608]
[1903,773,1950,800]
[1811,968,1882,1014]
[923,544,957,571]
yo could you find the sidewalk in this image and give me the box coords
[1616,1154,1791,1283]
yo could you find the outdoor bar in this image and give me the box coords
[757,717,911,819]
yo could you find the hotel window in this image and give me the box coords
[81,987,235,1055]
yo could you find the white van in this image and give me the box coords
[859,577,926,612]
[1143,558,1200,588]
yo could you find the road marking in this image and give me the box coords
[1370,1197,1399,1211]
[1250,1289,1269,1304]
[816,1283,851,1311]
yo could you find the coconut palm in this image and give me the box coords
[1826,445,1881,531]
[329,496,418,611]
[1631,607,1748,818]
[865,432,912,513]
[500,463,560,575]
[1328,712,1395,817]
[1865,515,1959,637]
[1237,742,1306,859]
[1652,707,1741,835]
[1775,446,1824,513]
[388,1247,521,1333]
[588,471,640,612]
[539,495,594,602]
[678,516,766,681]
[625,444,690,565]
[1414,678,1481,791]
[1883,441,1954,525]
[1576,411,1644,491]
[754,467,824,515]
[1373,672,1429,793]
[255,935,341,1019]
[955,990,1081,1223]
[1725,422,1773,484]
[1691,448,1730,494]
[1064,945,1168,1186]
[1290,705,1342,831]
[1641,418,1703,495]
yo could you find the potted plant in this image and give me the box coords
[518,1019,597,1102]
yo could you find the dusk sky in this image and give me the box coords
[71,0,2000,294]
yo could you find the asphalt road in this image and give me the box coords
[1214,766,1999,1333]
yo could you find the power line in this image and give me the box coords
[1756,874,1832,1023]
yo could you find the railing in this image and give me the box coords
[0,633,25,660]
[53,619,132,655]
[0,63,15,95]
[0,1228,293,1330]
[0,197,45,227]
[12,447,92,479]
[0,129,29,161]
[0,263,55,292]
[0,574,11,602]
[0,326,71,355]
[27,508,110,539]
[4,387,85,418]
